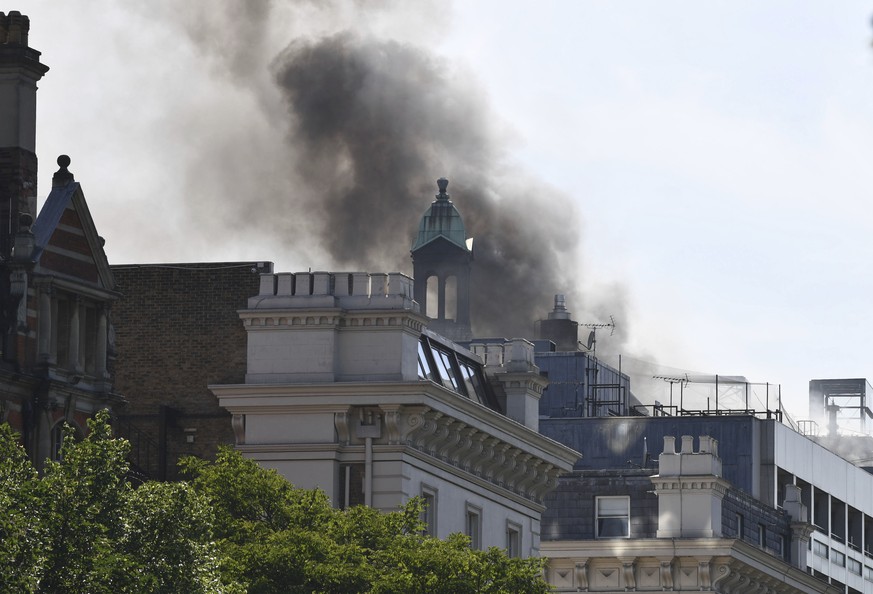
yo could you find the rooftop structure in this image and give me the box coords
[411,178,473,343]
[211,269,579,556]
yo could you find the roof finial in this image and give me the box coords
[436,177,449,201]
[52,154,74,187]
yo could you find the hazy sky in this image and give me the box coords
[22,2,873,421]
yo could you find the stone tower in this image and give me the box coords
[411,178,473,342]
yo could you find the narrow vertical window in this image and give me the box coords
[338,463,365,509]
[506,522,521,558]
[465,504,482,549]
[421,486,437,537]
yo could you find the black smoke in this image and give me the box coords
[273,33,588,338]
[161,1,624,341]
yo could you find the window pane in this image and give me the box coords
[418,341,434,381]
[598,518,629,537]
[598,497,629,515]
[430,345,458,391]
[438,350,459,390]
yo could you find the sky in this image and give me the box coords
[20,1,873,422]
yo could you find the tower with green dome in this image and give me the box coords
[411,178,473,342]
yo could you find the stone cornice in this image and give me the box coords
[212,380,578,505]
[651,474,731,497]
[542,538,837,593]
[210,380,580,467]
[238,307,428,334]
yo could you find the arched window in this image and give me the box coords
[444,276,457,321]
[50,421,82,461]
[426,275,439,318]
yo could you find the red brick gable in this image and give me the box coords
[38,204,101,284]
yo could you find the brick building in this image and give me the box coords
[109,261,271,480]
[0,11,123,466]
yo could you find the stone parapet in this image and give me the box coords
[250,271,417,313]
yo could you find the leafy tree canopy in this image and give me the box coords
[1,412,550,594]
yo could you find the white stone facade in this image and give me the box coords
[212,270,579,557]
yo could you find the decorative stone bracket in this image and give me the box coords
[332,403,564,503]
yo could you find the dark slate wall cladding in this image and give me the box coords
[541,469,658,541]
[535,351,631,418]
[722,487,791,562]
[540,416,765,495]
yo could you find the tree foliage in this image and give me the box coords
[1,413,550,594]
[181,447,551,594]
[0,411,237,594]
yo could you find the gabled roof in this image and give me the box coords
[32,169,115,292]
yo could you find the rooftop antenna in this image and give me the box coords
[654,375,689,411]
[580,315,615,358]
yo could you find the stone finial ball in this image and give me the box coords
[437,177,449,193]
[57,155,71,168]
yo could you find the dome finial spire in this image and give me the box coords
[436,177,449,199]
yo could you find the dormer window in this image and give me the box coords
[416,334,499,411]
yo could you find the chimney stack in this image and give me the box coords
[0,11,49,259]
[535,294,579,352]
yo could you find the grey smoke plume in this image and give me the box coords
[160,1,627,341]
[273,33,591,338]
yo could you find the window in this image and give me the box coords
[735,513,744,539]
[849,558,862,576]
[51,421,83,460]
[421,486,437,537]
[506,522,521,558]
[431,346,459,391]
[596,496,630,538]
[417,342,435,381]
[865,566,873,581]
[416,336,501,412]
[833,550,846,568]
[813,540,829,559]
[465,504,482,549]
[51,422,66,460]
[758,523,766,547]
[458,361,487,405]
[338,463,364,509]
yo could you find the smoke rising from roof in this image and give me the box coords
[149,1,628,340]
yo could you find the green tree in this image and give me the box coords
[0,411,238,594]
[1,416,550,593]
[182,446,551,594]
[0,422,43,592]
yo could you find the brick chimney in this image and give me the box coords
[0,11,49,260]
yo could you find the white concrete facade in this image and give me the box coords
[212,270,579,557]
